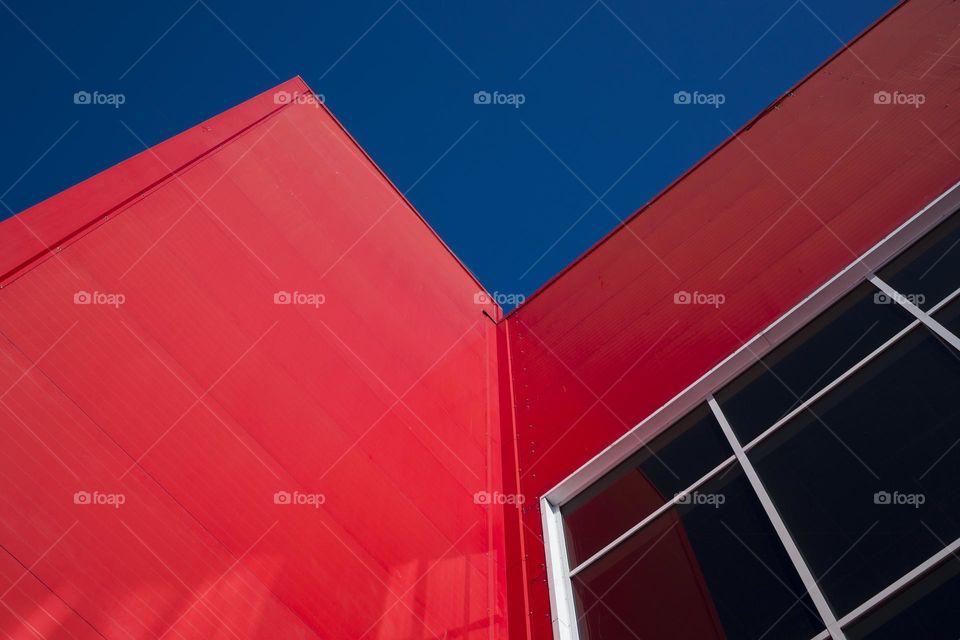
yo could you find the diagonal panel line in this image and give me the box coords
[157,521,278,639]
[318,120,479,280]
[317,320,481,481]
[119,118,282,280]
[0,521,78,601]
[119,320,284,481]
[318,319,481,480]
[315,518,441,638]
[719,120,870,265]
[119,521,243,640]
[359,522,479,639]
[719,120,879,279]
[118,321,280,479]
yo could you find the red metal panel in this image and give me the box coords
[503,0,960,636]
[0,80,505,637]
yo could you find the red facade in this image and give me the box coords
[2,0,960,637]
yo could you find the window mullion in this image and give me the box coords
[707,396,846,640]
[869,275,960,353]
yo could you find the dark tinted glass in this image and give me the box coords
[573,468,822,640]
[562,405,732,566]
[750,326,960,615]
[933,294,960,336]
[847,559,960,639]
[878,210,960,309]
[716,282,912,443]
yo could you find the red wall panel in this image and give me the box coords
[0,79,506,638]
[503,1,960,637]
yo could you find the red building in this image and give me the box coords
[2,1,960,638]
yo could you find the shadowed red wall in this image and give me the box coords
[501,1,960,637]
[0,78,507,639]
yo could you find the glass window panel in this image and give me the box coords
[932,294,960,337]
[846,558,960,639]
[572,467,823,640]
[749,326,960,615]
[877,209,960,309]
[716,282,912,443]
[562,404,732,567]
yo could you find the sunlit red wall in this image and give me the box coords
[500,1,960,637]
[0,78,507,639]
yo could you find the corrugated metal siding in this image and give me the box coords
[0,80,505,638]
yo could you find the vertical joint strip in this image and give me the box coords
[541,497,580,640]
[707,396,846,640]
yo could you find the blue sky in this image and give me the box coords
[0,0,898,306]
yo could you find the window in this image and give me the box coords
[543,188,960,640]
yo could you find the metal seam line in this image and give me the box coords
[707,396,846,640]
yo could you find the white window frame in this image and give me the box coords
[541,179,960,640]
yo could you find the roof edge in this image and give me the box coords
[0,77,310,286]
[504,0,909,319]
